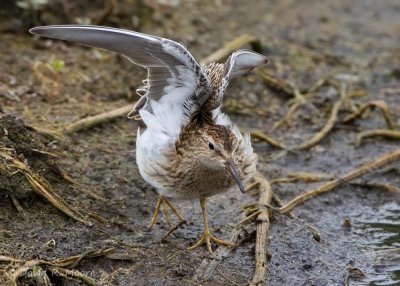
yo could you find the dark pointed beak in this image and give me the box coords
[225,158,245,193]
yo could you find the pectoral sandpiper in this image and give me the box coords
[30,25,268,253]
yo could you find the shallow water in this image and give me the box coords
[356,201,400,286]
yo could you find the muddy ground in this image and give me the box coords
[0,0,399,285]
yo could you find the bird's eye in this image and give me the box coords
[208,142,215,150]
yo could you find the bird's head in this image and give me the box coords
[195,124,245,193]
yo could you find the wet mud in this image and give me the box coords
[0,1,399,285]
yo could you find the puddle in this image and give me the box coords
[355,202,400,286]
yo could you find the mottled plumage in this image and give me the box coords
[30,25,268,253]
[146,114,256,199]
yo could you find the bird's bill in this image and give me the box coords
[225,159,245,193]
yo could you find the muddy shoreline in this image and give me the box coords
[1,1,400,285]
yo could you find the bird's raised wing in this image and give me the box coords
[29,25,212,126]
[223,50,268,81]
[203,50,268,111]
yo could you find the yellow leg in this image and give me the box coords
[149,195,186,230]
[164,198,185,223]
[188,198,235,253]
[162,198,173,228]
[149,196,163,229]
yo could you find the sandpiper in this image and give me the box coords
[30,25,268,253]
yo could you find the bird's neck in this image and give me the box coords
[189,110,214,125]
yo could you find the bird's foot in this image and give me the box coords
[187,229,235,253]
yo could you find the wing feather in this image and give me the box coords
[202,50,268,111]
[30,25,212,122]
[218,50,269,96]
[223,50,269,80]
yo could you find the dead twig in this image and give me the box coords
[258,72,328,130]
[10,195,27,219]
[270,172,333,184]
[258,71,329,98]
[27,124,64,141]
[0,256,24,263]
[271,172,400,194]
[272,193,322,241]
[273,88,319,130]
[245,180,260,192]
[162,220,187,241]
[1,248,115,286]
[237,209,261,225]
[349,180,400,194]
[356,129,400,147]
[200,34,262,65]
[287,172,332,182]
[52,248,115,268]
[257,70,295,97]
[249,171,273,286]
[0,150,87,224]
[272,100,299,130]
[279,149,400,213]
[250,131,286,149]
[342,100,394,130]
[49,266,97,286]
[293,82,347,150]
[62,105,133,135]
